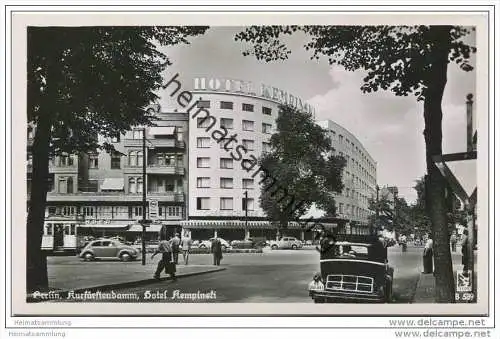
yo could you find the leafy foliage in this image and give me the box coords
[258,104,346,226]
[28,26,208,154]
[236,25,475,101]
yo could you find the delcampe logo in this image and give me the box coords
[456,271,472,292]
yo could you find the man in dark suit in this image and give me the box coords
[211,237,223,266]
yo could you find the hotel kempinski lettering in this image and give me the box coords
[193,77,315,115]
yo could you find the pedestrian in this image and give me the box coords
[450,232,457,253]
[171,232,181,265]
[422,235,433,274]
[180,232,192,265]
[461,230,470,272]
[308,272,325,295]
[315,230,336,259]
[211,237,223,266]
[399,234,407,253]
[152,236,176,281]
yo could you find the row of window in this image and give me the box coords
[196,177,255,189]
[196,137,272,152]
[338,203,370,219]
[328,130,376,174]
[88,152,184,170]
[343,188,370,206]
[46,205,183,219]
[197,118,273,134]
[198,100,273,116]
[196,197,255,211]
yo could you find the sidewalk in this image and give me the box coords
[413,250,477,303]
[27,256,225,301]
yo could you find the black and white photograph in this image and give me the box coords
[4,6,496,330]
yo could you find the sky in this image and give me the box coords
[158,26,477,204]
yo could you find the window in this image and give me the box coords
[197,100,210,108]
[61,206,76,216]
[242,103,254,112]
[197,197,210,210]
[128,151,143,167]
[262,142,271,153]
[89,154,99,169]
[220,177,233,189]
[262,106,272,115]
[219,140,233,149]
[128,177,142,193]
[48,206,57,215]
[262,123,272,134]
[167,206,182,217]
[242,139,254,151]
[197,117,213,128]
[220,158,233,169]
[197,177,210,188]
[134,206,143,217]
[197,157,210,168]
[220,118,234,129]
[339,135,344,144]
[197,137,211,148]
[242,120,254,131]
[82,206,95,217]
[111,153,121,169]
[242,198,255,211]
[45,224,53,235]
[220,197,233,210]
[220,101,233,110]
[128,178,136,193]
[59,154,74,167]
[176,126,184,142]
[132,130,143,140]
[242,178,254,189]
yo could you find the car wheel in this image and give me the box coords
[292,244,298,250]
[199,244,206,249]
[221,245,227,251]
[83,252,94,261]
[120,253,131,262]
[271,245,278,250]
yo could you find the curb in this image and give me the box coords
[27,266,226,303]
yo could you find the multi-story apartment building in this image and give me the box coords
[27,111,188,252]
[316,120,378,234]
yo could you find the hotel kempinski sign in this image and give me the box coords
[193,77,316,115]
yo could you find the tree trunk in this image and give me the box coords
[423,26,455,303]
[26,115,52,292]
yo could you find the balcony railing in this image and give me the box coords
[26,163,78,173]
[124,138,185,149]
[46,191,185,202]
[147,164,185,175]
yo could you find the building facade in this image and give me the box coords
[176,77,377,239]
[27,112,188,252]
[316,120,378,233]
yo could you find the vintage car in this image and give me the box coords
[308,234,393,303]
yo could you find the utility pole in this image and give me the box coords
[141,127,148,266]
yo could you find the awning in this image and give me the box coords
[149,127,175,136]
[100,178,124,191]
[128,224,164,233]
[79,224,130,229]
[180,220,340,230]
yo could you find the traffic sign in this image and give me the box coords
[149,199,159,220]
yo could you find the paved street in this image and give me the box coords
[50,245,458,303]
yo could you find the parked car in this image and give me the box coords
[79,239,139,262]
[231,237,268,249]
[198,238,231,251]
[269,237,303,250]
[308,234,393,303]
